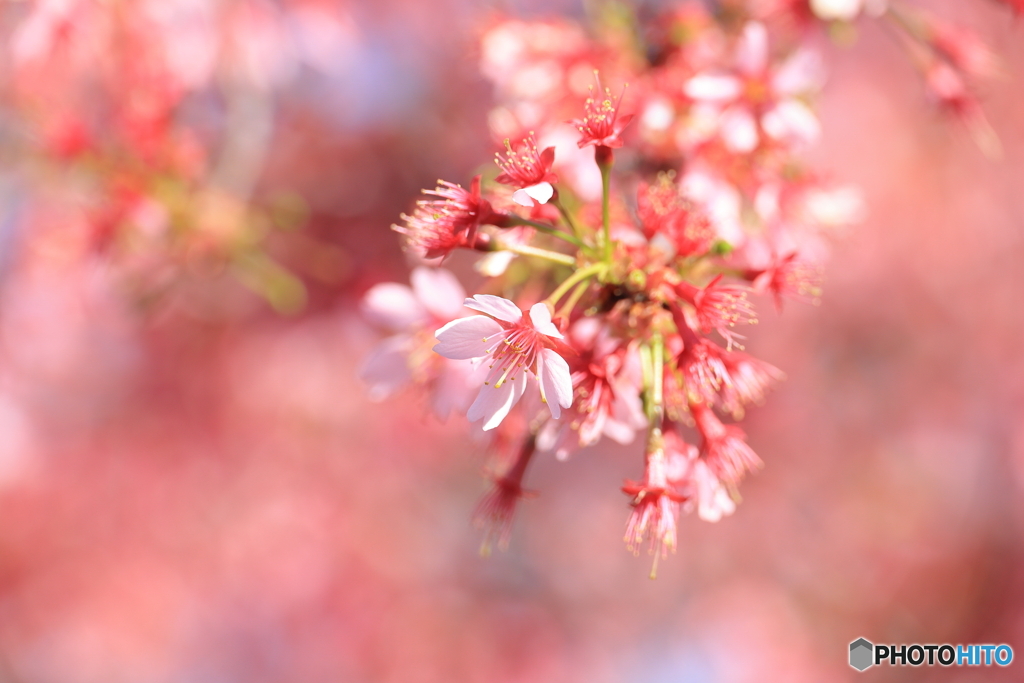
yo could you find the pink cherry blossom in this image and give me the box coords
[433,295,572,431]
[494,133,559,207]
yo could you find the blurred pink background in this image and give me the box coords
[0,1,1022,681]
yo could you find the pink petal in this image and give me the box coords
[528,303,563,339]
[511,189,535,207]
[433,316,504,360]
[411,267,466,321]
[359,335,413,401]
[537,348,573,418]
[361,283,427,330]
[762,100,820,144]
[464,294,523,323]
[719,106,759,153]
[467,372,526,431]
[735,22,768,76]
[684,74,742,102]
[772,49,825,96]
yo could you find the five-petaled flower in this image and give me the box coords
[494,133,559,208]
[434,295,573,431]
[573,72,634,150]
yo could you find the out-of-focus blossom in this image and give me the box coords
[684,23,823,153]
[360,268,481,420]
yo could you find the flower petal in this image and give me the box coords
[361,283,426,330]
[467,373,526,431]
[464,294,523,323]
[359,334,413,401]
[538,348,573,418]
[735,22,768,76]
[528,302,563,339]
[433,315,504,359]
[411,267,466,321]
[523,181,554,205]
[684,74,742,102]
[761,100,820,145]
[719,106,759,153]
[474,251,516,277]
[511,189,535,207]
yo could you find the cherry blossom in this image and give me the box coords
[434,296,572,431]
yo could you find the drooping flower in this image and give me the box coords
[433,295,572,431]
[474,435,537,554]
[622,436,686,575]
[661,430,736,523]
[572,72,634,150]
[675,275,756,350]
[691,401,762,483]
[494,133,559,207]
[393,176,504,259]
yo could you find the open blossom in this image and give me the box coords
[393,177,503,259]
[494,133,558,207]
[433,295,572,431]
[684,22,822,153]
[572,73,634,150]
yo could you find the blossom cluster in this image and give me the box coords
[362,1,1007,574]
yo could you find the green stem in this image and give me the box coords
[544,262,605,307]
[600,161,612,265]
[504,216,586,249]
[556,279,590,318]
[551,196,585,242]
[500,243,576,267]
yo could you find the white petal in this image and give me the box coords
[538,348,573,419]
[360,283,426,330]
[433,316,504,360]
[523,181,553,205]
[684,74,742,102]
[735,23,768,76]
[719,107,759,153]
[474,251,515,277]
[464,294,522,323]
[810,0,863,21]
[411,267,466,321]
[761,100,820,145]
[511,189,535,207]
[528,303,563,339]
[467,374,526,431]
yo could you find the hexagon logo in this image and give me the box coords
[849,638,874,671]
